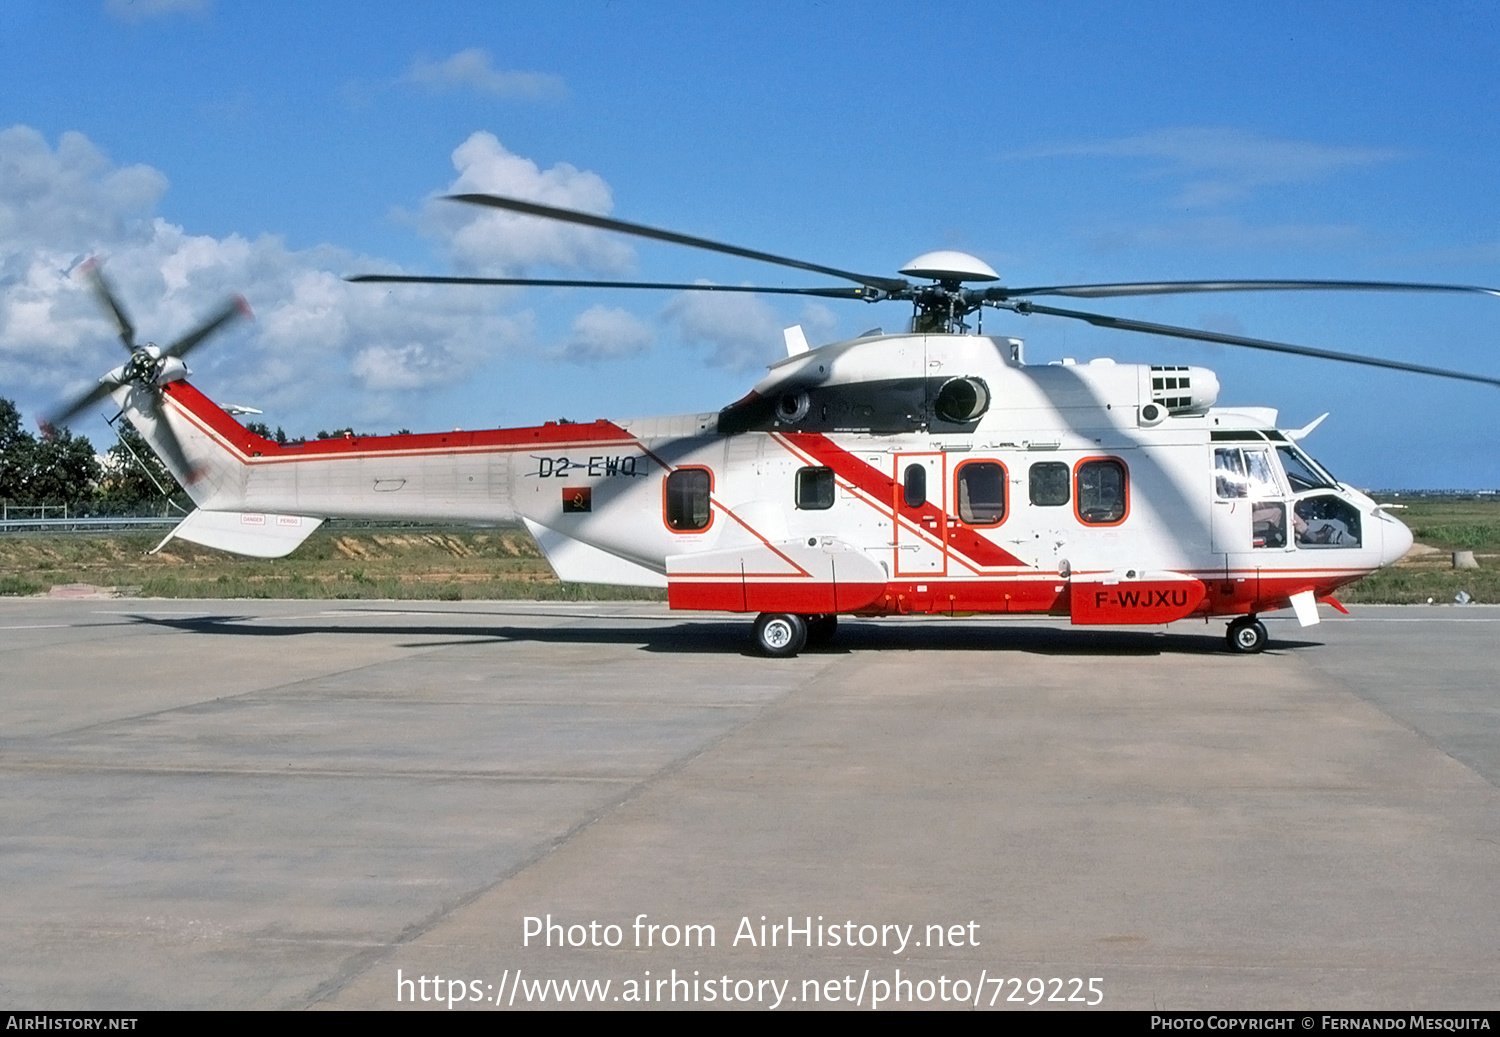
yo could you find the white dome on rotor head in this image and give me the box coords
[899,251,1000,283]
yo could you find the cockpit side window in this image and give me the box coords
[1243,449,1282,497]
[1253,502,1287,548]
[1214,448,1247,498]
[1216,447,1281,499]
[1277,445,1337,493]
[1294,494,1361,548]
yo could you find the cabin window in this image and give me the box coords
[664,468,712,531]
[1294,495,1361,548]
[795,466,835,510]
[903,463,927,508]
[955,461,1006,525]
[1029,461,1070,507]
[1076,459,1128,525]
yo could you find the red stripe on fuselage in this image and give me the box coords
[778,432,1027,569]
[161,381,639,459]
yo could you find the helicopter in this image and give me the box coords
[43,196,1500,656]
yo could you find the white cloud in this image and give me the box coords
[414,131,634,276]
[796,301,842,348]
[1016,127,1403,207]
[0,126,166,247]
[105,0,209,20]
[661,289,785,372]
[553,305,652,364]
[0,125,541,429]
[406,49,565,100]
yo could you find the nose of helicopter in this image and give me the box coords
[1378,509,1415,568]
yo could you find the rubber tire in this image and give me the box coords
[805,614,838,649]
[1226,617,1269,654]
[754,613,808,658]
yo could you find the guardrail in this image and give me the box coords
[1,516,181,532]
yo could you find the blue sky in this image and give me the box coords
[2,0,1498,488]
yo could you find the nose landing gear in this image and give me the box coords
[1226,615,1269,654]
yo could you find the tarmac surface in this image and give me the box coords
[1,598,1497,1011]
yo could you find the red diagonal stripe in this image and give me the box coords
[783,433,1027,569]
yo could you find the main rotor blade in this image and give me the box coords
[1004,300,1500,388]
[163,296,252,359]
[44,377,124,432]
[991,279,1500,301]
[81,260,137,352]
[446,193,911,294]
[347,273,872,299]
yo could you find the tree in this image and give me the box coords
[96,420,186,512]
[245,421,289,445]
[0,398,99,507]
[0,398,28,503]
[27,430,100,507]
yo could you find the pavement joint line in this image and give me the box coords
[0,760,646,783]
[1293,650,1500,793]
[35,622,481,741]
[301,647,851,1009]
[10,927,396,950]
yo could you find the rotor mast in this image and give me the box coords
[898,251,1000,334]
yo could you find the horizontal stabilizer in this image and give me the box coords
[523,518,667,587]
[152,509,323,559]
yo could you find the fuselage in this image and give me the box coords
[123,331,1412,625]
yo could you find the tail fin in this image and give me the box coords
[115,380,264,512]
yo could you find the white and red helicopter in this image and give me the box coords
[45,196,1500,655]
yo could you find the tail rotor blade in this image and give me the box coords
[149,399,206,486]
[164,296,252,359]
[43,377,125,434]
[81,260,137,352]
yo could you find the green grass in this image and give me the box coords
[1335,494,1500,603]
[0,574,43,596]
[1337,567,1499,604]
[0,526,665,601]
[1380,496,1500,551]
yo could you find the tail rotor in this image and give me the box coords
[42,261,253,484]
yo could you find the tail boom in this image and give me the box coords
[121,380,638,525]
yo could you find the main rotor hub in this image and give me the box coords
[897,253,1000,333]
[898,251,1000,283]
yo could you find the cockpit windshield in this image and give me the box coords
[1276,445,1338,493]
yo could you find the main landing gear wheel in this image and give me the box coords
[754,613,808,657]
[1226,616,1269,654]
[805,614,838,649]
